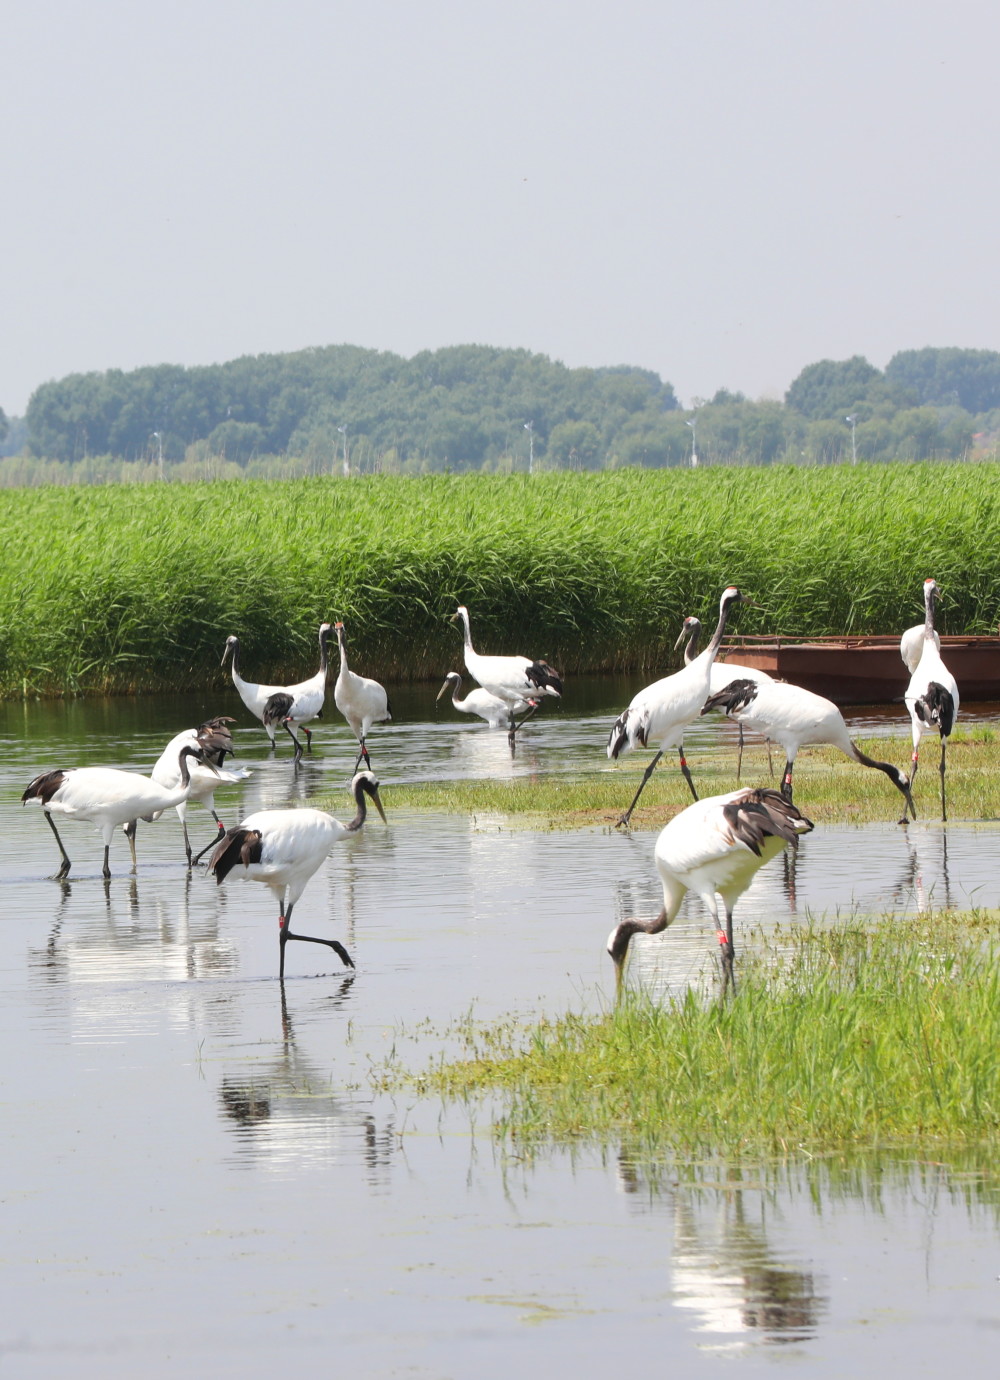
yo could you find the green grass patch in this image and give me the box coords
[4,463,1000,695]
[397,910,1000,1156]
[371,732,1000,829]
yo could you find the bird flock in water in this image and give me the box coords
[21,581,957,991]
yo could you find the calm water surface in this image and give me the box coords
[2,681,1000,1377]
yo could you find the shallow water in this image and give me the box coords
[3,685,1000,1376]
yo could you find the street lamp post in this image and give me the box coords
[524,421,534,475]
[151,431,163,480]
[845,415,857,465]
[686,418,698,468]
[337,426,349,477]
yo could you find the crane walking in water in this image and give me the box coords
[436,671,536,728]
[606,787,813,993]
[450,605,562,746]
[606,585,752,827]
[22,743,217,879]
[333,621,392,772]
[209,770,386,979]
[903,577,959,823]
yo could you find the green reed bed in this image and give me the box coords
[409,911,1000,1155]
[3,463,1000,696]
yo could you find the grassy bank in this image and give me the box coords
[4,464,1000,696]
[377,726,1000,828]
[401,910,1000,1155]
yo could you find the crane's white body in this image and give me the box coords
[900,623,940,675]
[437,671,532,727]
[333,621,391,767]
[23,744,207,876]
[903,579,959,820]
[609,592,747,764]
[606,787,813,986]
[269,622,333,746]
[148,727,250,824]
[219,806,355,913]
[211,771,386,976]
[452,606,562,716]
[221,635,287,744]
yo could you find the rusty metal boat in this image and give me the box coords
[718,634,1000,705]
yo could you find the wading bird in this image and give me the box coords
[677,615,775,779]
[260,622,334,759]
[222,625,333,757]
[606,586,752,827]
[451,605,562,745]
[22,744,215,879]
[607,787,813,992]
[436,671,536,728]
[903,577,959,822]
[124,717,251,866]
[209,770,387,978]
[701,677,915,819]
[900,621,940,675]
[333,621,391,772]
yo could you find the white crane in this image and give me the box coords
[606,786,813,992]
[903,577,959,822]
[209,770,387,978]
[124,717,251,866]
[260,622,334,759]
[222,625,333,757]
[900,621,940,674]
[450,605,562,745]
[677,615,774,779]
[435,671,536,728]
[333,621,392,772]
[22,744,214,879]
[701,677,915,820]
[606,586,752,827]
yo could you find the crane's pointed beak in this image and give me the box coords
[436,679,451,702]
[371,787,387,824]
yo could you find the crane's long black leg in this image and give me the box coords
[102,845,112,879]
[678,747,699,802]
[192,819,227,867]
[939,737,948,823]
[509,702,539,740]
[719,909,737,997]
[902,751,919,825]
[616,750,663,829]
[736,724,745,783]
[781,758,794,802]
[302,725,313,753]
[282,720,304,761]
[279,901,354,978]
[45,812,72,879]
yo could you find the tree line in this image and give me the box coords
[4,342,1000,476]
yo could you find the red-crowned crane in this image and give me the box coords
[222,625,333,758]
[333,621,392,772]
[606,586,752,828]
[701,677,915,820]
[436,671,536,728]
[124,717,251,866]
[904,577,959,822]
[607,786,813,992]
[209,770,387,978]
[451,605,562,745]
[22,744,215,879]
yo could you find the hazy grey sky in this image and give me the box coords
[3,1,997,415]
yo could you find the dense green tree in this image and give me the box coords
[885,347,1000,414]
[785,355,914,422]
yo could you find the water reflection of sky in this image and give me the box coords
[3,685,1000,1373]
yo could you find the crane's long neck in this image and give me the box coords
[924,583,938,641]
[337,628,350,675]
[706,591,739,661]
[458,609,474,654]
[682,623,702,665]
[345,779,373,833]
[318,626,331,676]
[229,638,242,677]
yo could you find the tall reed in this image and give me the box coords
[2,465,999,695]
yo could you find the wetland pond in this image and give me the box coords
[3,678,1000,1377]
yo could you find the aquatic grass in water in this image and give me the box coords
[413,913,1000,1154]
[3,463,1000,695]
